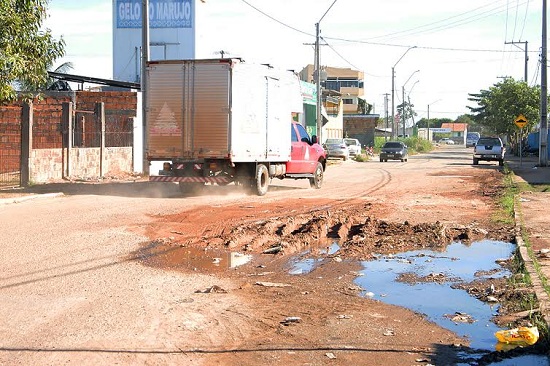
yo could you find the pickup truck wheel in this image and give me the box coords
[473,158,479,165]
[254,164,269,196]
[309,162,324,189]
[499,159,504,166]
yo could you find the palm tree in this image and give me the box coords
[46,61,74,91]
[15,61,74,91]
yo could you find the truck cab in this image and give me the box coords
[288,122,326,174]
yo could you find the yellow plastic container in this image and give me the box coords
[495,326,539,345]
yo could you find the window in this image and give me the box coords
[295,123,311,140]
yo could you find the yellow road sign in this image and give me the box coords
[515,114,528,128]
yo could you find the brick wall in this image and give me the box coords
[344,116,378,147]
[0,90,138,186]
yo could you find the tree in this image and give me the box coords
[415,117,452,129]
[358,98,373,114]
[0,0,65,103]
[467,78,540,136]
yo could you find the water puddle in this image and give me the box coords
[353,239,549,365]
[288,243,340,275]
[137,244,252,272]
[287,239,549,364]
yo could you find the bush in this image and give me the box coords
[374,136,435,155]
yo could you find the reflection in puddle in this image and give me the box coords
[354,240,549,365]
[139,245,252,272]
[288,243,340,275]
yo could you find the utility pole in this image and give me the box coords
[314,0,338,144]
[505,41,528,82]
[541,0,548,166]
[427,104,430,141]
[141,0,150,175]
[315,22,322,143]
[384,93,389,142]
[391,46,416,139]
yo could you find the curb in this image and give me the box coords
[0,192,64,205]
[514,197,550,331]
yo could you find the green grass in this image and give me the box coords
[500,166,550,348]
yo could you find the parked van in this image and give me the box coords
[466,132,481,147]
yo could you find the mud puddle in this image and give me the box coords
[136,242,252,272]
[351,239,549,365]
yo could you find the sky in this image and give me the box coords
[44,0,543,121]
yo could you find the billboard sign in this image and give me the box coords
[116,0,192,28]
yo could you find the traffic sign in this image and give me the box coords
[515,114,528,129]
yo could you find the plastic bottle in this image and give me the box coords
[494,326,539,345]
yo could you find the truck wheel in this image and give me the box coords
[309,162,324,189]
[254,164,269,196]
[473,158,479,165]
[499,159,504,166]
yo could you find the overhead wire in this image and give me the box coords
[237,0,531,54]
[361,0,506,41]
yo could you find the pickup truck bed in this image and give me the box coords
[473,137,505,166]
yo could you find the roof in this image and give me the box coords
[441,122,468,132]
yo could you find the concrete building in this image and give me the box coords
[299,64,364,115]
[299,65,378,147]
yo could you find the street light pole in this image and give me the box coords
[427,99,441,141]
[314,0,338,144]
[391,46,417,139]
[401,70,419,137]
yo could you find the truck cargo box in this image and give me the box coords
[146,59,303,163]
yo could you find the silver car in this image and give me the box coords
[324,138,350,161]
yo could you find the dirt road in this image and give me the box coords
[0,145,514,365]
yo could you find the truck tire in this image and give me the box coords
[499,159,504,166]
[473,158,479,165]
[254,164,269,196]
[309,162,324,189]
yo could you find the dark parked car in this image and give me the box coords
[380,141,408,162]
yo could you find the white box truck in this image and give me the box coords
[146,58,327,196]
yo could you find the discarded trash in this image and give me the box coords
[337,314,353,319]
[263,245,282,254]
[445,312,475,324]
[486,295,499,303]
[325,352,337,359]
[195,285,227,293]
[495,326,539,346]
[281,316,302,326]
[255,281,291,288]
[383,329,395,336]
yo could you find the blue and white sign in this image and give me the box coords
[116,0,193,28]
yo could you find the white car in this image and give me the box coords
[439,138,455,145]
[344,138,362,156]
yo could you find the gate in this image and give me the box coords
[0,106,22,188]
